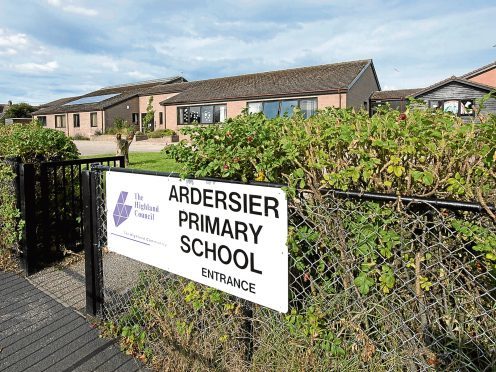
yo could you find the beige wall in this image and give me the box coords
[163,93,346,133]
[139,93,179,131]
[317,93,346,110]
[468,68,496,88]
[35,110,104,137]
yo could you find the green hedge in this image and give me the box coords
[0,122,79,161]
[165,107,496,205]
[0,122,80,269]
[109,107,496,370]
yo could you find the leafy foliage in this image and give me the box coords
[165,107,496,205]
[0,102,36,124]
[117,106,496,370]
[0,122,79,161]
[106,118,136,135]
[0,162,22,271]
[0,122,80,269]
[147,129,175,138]
[143,97,155,133]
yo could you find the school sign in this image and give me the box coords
[106,171,288,313]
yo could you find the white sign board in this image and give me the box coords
[106,171,288,313]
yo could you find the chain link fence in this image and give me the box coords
[90,167,496,371]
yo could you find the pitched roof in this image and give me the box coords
[412,76,494,98]
[370,88,422,100]
[33,76,187,115]
[140,81,201,96]
[461,61,496,79]
[161,59,373,105]
[38,96,79,109]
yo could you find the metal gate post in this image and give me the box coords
[19,163,37,275]
[82,169,103,316]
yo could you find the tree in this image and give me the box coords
[142,96,155,133]
[115,132,135,166]
[0,103,37,124]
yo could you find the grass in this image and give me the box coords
[81,152,182,173]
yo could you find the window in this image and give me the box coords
[55,115,66,128]
[90,112,98,127]
[460,99,474,116]
[201,106,213,124]
[280,100,298,116]
[190,107,201,123]
[178,104,227,124]
[263,101,279,119]
[132,113,139,124]
[73,114,80,128]
[213,105,227,122]
[248,102,263,114]
[159,112,163,125]
[299,99,317,118]
[443,100,458,114]
[429,99,475,116]
[37,116,47,126]
[248,98,318,119]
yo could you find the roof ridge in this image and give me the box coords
[97,76,184,91]
[461,60,496,79]
[185,59,372,84]
[413,75,495,97]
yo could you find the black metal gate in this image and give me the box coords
[11,156,125,274]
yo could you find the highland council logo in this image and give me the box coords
[113,191,132,227]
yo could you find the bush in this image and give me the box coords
[147,129,175,138]
[0,122,79,162]
[158,107,496,369]
[0,162,22,271]
[0,102,36,124]
[0,123,79,269]
[106,118,136,135]
[165,108,496,205]
[72,133,90,141]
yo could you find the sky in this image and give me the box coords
[0,0,495,104]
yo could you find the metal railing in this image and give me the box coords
[85,166,496,371]
[1,156,125,274]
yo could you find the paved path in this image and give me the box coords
[0,271,142,372]
[75,140,166,156]
[29,253,150,315]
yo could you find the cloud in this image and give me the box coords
[0,48,17,56]
[14,61,59,73]
[62,5,98,16]
[1,0,496,104]
[127,71,155,79]
[0,29,28,46]
[46,0,98,16]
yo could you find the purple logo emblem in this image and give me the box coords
[113,191,132,227]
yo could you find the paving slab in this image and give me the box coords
[0,271,143,372]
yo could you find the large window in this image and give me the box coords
[429,99,475,116]
[55,115,66,128]
[73,114,80,128]
[178,104,227,125]
[247,98,317,119]
[90,112,98,127]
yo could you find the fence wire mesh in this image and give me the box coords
[92,169,496,371]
